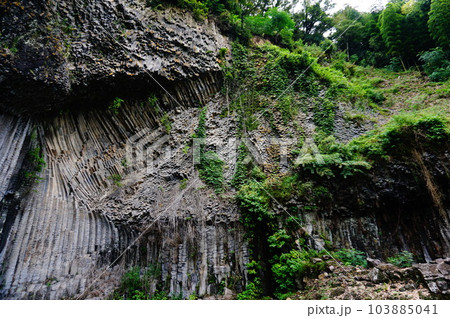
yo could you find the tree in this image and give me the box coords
[245,7,295,45]
[379,1,407,69]
[402,0,434,63]
[332,6,364,60]
[293,0,334,45]
[428,0,450,50]
[253,0,300,13]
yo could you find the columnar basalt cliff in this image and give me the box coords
[0,0,227,115]
[0,1,246,299]
[0,1,449,300]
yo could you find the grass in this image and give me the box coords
[160,113,171,134]
[109,174,123,187]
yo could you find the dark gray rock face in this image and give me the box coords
[0,0,228,115]
[295,151,450,261]
[0,1,242,300]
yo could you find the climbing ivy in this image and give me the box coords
[193,107,225,193]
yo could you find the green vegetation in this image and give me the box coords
[236,278,265,300]
[112,265,173,300]
[24,146,46,183]
[231,143,251,188]
[419,48,450,82]
[193,108,225,193]
[387,251,414,268]
[295,134,372,179]
[109,174,123,187]
[146,94,159,108]
[272,249,326,297]
[109,97,124,114]
[122,0,448,300]
[179,178,188,190]
[333,248,367,267]
[428,0,450,49]
[349,112,450,159]
[233,109,448,298]
[198,151,225,193]
[160,113,172,134]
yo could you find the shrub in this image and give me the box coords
[419,48,450,82]
[387,251,414,268]
[236,278,264,300]
[268,229,290,249]
[109,174,123,187]
[334,248,367,267]
[160,113,172,134]
[349,112,450,158]
[365,88,386,103]
[272,249,326,296]
[294,134,371,178]
[114,265,164,300]
[236,180,272,228]
[119,267,145,298]
[109,97,124,114]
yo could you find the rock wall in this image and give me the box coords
[0,97,249,299]
[0,1,248,299]
[0,0,229,114]
[298,153,450,261]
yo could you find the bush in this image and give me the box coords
[349,112,450,158]
[160,113,172,133]
[114,265,165,300]
[387,251,414,268]
[334,248,367,267]
[109,97,124,114]
[268,229,290,249]
[109,174,123,187]
[294,134,372,178]
[236,180,272,228]
[25,146,46,183]
[236,278,264,300]
[119,267,146,298]
[272,249,326,296]
[419,48,450,82]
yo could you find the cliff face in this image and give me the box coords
[0,0,227,115]
[0,1,246,299]
[0,1,449,300]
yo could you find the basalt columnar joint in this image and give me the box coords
[0,0,228,115]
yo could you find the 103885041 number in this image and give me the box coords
[368,304,438,315]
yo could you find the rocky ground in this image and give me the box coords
[291,258,450,300]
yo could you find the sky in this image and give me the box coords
[295,0,390,13]
[330,0,389,12]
